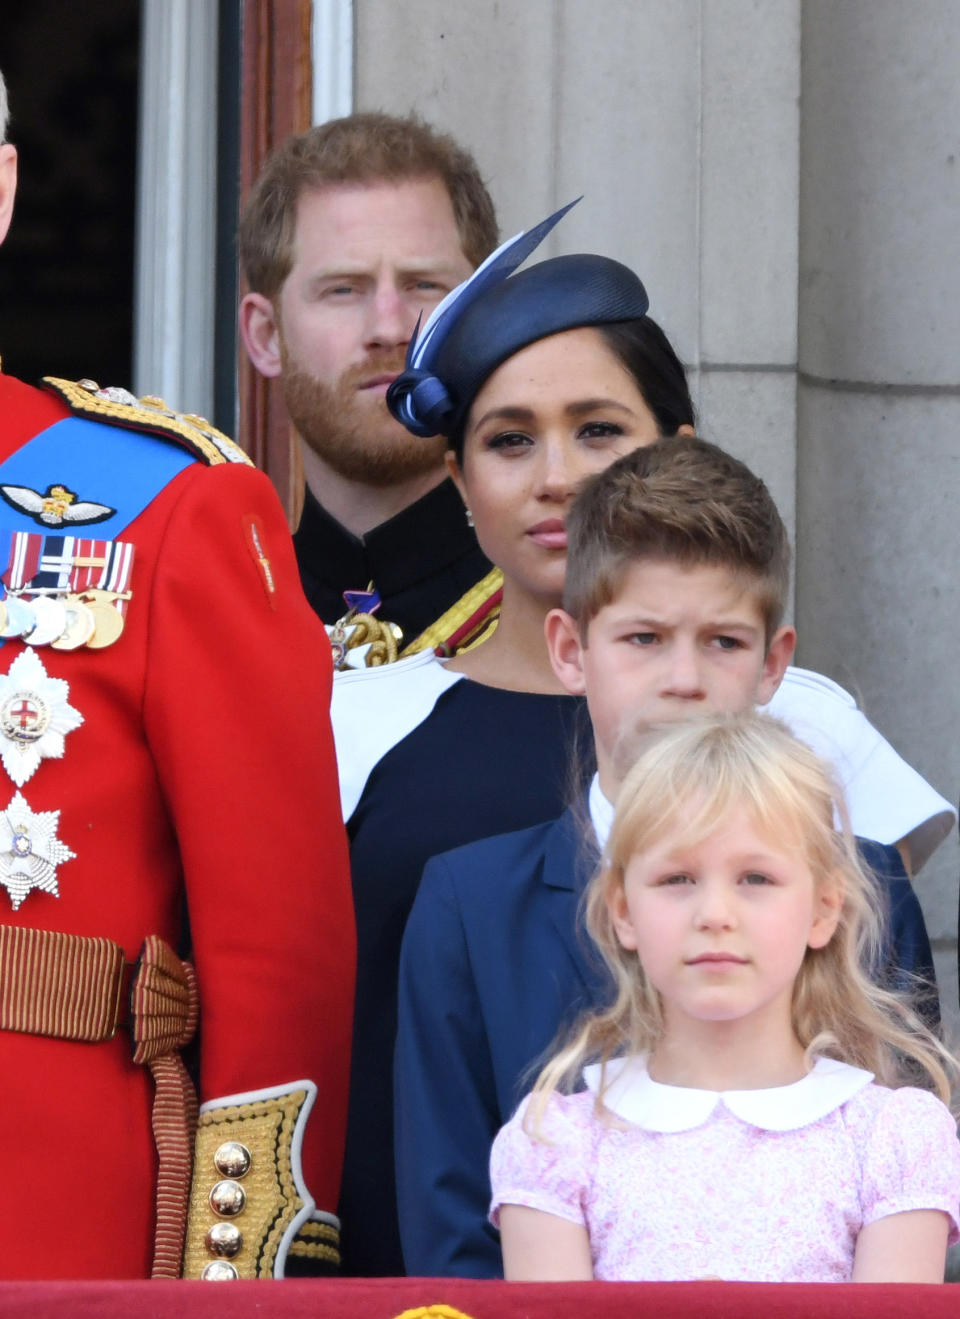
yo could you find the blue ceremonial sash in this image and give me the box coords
[0,416,196,539]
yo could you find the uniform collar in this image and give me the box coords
[581,1055,874,1132]
[294,476,481,599]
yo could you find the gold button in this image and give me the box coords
[201,1261,239,1281]
[206,1221,243,1258]
[78,379,100,393]
[213,1140,251,1179]
[209,1179,246,1217]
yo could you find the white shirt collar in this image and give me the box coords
[588,773,614,851]
[581,1055,875,1132]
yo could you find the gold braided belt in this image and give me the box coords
[0,924,198,1278]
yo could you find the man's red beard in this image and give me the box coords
[280,348,448,488]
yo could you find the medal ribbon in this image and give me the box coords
[0,533,135,619]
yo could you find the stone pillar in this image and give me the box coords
[796,0,960,1007]
[354,0,801,531]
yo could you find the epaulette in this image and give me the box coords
[42,377,253,468]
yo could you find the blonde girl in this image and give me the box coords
[490,712,960,1283]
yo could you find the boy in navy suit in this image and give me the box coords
[394,436,938,1278]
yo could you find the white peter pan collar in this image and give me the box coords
[581,1055,874,1133]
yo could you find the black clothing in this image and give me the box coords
[338,678,590,1277]
[294,478,492,648]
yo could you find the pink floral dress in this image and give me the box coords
[490,1057,960,1281]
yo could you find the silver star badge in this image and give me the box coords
[0,648,84,786]
[0,790,76,909]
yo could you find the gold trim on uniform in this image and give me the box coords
[287,1216,340,1265]
[42,377,253,468]
[183,1087,312,1279]
[401,568,503,658]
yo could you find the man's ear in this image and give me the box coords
[544,609,587,695]
[239,292,283,378]
[0,144,18,247]
[808,872,843,951]
[755,624,796,706]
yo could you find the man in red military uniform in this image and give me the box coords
[0,73,354,1280]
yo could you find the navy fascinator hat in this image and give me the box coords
[387,202,649,446]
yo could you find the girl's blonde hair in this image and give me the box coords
[530,711,955,1127]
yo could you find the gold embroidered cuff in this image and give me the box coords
[182,1081,318,1279]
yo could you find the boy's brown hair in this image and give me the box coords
[564,435,790,643]
[239,111,499,301]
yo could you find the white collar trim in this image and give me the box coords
[581,1055,875,1132]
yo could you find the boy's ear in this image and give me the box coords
[808,872,843,950]
[755,624,796,705]
[544,608,587,695]
[239,292,283,378]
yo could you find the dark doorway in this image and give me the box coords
[0,2,140,389]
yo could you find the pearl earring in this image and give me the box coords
[465,508,474,527]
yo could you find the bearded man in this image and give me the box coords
[239,114,501,664]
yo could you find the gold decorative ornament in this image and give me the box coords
[391,1307,478,1319]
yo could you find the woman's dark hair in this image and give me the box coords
[595,318,695,437]
[449,316,695,459]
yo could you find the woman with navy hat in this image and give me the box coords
[331,208,951,1276]
[332,209,702,1276]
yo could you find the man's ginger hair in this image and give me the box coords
[239,111,498,300]
[564,435,791,644]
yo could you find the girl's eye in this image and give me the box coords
[657,872,692,886]
[742,872,773,886]
[486,431,533,452]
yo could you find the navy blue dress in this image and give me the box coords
[337,679,589,1276]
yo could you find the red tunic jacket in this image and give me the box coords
[0,374,354,1279]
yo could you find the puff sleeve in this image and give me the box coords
[489,1092,596,1231]
[857,1086,960,1239]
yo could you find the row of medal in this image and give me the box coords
[0,589,128,650]
[0,531,134,651]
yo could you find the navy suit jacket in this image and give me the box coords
[394,806,937,1280]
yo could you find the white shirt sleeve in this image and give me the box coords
[766,666,954,871]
